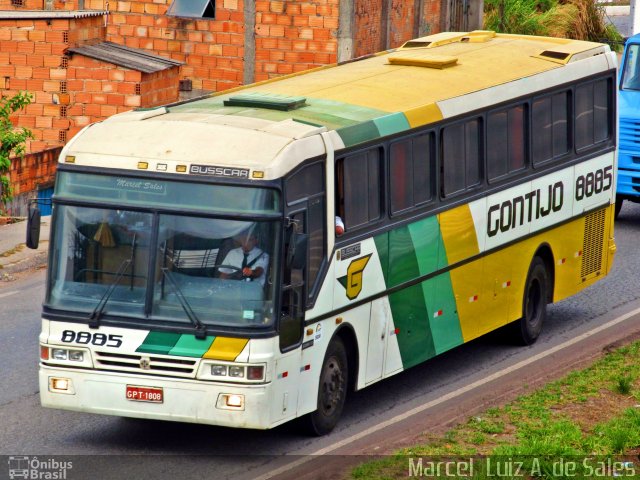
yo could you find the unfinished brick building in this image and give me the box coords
[0,0,458,215]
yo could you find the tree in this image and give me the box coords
[0,91,33,214]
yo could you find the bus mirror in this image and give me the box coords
[26,205,41,249]
[286,232,308,270]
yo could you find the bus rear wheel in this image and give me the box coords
[512,256,548,345]
[306,337,348,436]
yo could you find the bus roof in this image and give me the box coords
[64,31,613,179]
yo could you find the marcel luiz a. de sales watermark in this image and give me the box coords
[6,456,72,480]
[407,456,637,478]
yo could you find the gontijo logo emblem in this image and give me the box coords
[338,254,372,300]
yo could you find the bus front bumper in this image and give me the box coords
[39,364,272,429]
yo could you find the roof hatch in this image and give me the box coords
[387,54,458,69]
[224,93,307,111]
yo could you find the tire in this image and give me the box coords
[614,197,623,219]
[306,337,348,436]
[511,256,549,345]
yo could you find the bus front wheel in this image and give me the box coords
[306,337,348,436]
[512,256,548,345]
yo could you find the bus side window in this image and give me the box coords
[576,79,611,151]
[487,105,526,182]
[389,132,433,214]
[441,118,482,197]
[532,91,569,166]
[336,148,382,232]
[280,211,306,350]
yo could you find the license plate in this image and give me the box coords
[126,385,163,403]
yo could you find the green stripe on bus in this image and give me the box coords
[336,121,381,147]
[373,112,411,137]
[407,217,440,276]
[136,331,181,355]
[388,285,436,368]
[168,334,216,358]
[422,274,464,354]
[386,226,437,367]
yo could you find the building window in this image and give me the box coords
[167,0,215,19]
[11,0,25,7]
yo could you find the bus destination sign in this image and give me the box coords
[190,164,250,178]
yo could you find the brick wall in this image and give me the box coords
[1,15,106,153]
[353,0,442,57]
[66,54,180,139]
[254,0,339,82]
[5,146,60,216]
[353,0,384,58]
[84,0,245,92]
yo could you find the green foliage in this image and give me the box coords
[0,91,33,212]
[484,0,624,51]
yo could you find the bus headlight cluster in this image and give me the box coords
[206,363,265,382]
[41,345,92,367]
[51,348,84,362]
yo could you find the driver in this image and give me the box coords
[219,232,269,287]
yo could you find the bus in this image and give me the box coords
[617,32,640,216]
[28,30,617,435]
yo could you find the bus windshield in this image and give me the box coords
[622,44,640,90]
[46,172,281,329]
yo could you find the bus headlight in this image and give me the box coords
[199,362,266,383]
[211,365,228,376]
[217,393,245,410]
[41,345,92,368]
[48,376,75,395]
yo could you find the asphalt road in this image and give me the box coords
[2,202,640,480]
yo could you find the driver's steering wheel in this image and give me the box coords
[213,264,244,280]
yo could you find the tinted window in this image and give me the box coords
[337,148,382,230]
[533,91,569,166]
[286,162,324,205]
[576,80,610,150]
[442,119,482,197]
[488,105,526,181]
[390,133,433,214]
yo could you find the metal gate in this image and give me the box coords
[37,186,54,216]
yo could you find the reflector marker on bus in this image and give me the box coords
[300,365,311,372]
[278,372,288,379]
[434,310,443,318]
[469,295,479,303]
[575,250,583,257]
[502,281,511,288]
[558,258,566,265]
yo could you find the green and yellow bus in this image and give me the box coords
[30,31,617,435]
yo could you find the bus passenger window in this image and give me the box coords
[390,133,432,214]
[488,105,526,182]
[336,148,382,231]
[533,92,569,166]
[576,80,611,150]
[442,119,482,197]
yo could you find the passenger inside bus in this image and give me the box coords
[218,231,269,287]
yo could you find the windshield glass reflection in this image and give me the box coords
[47,206,279,328]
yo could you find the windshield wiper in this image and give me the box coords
[160,268,207,339]
[88,259,132,328]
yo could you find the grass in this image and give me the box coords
[349,341,640,479]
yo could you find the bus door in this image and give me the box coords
[281,161,327,417]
